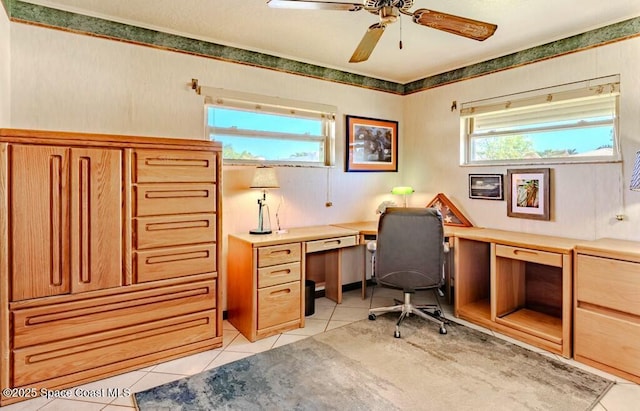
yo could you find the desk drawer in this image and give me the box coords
[495,244,562,267]
[135,149,217,183]
[306,235,357,253]
[576,255,640,315]
[575,307,640,377]
[258,262,301,288]
[136,214,216,249]
[258,243,301,268]
[136,244,216,282]
[135,184,216,216]
[258,282,300,330]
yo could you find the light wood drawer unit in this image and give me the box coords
[495,244,563,267]
[135,184,216,216]
[574,239,640,383]
[576,254,640,315]
[258,282,301,330]
[258,262,301,288]
[136,214,216,249]
[227,226,359,343]
[258,243,302,267]
[136,244,216,283]
[134,149,217,183]
[306,235,357,253]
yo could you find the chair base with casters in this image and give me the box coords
[368,288,448,337]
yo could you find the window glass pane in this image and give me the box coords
[470,125,614,161]
[206,104,333,166]
[213,134,324,162]
[209,108,323,136]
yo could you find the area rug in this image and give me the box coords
[134,315,613,411]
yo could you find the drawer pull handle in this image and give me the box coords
[324,240,341,247]
[270,289,292,297]
[513,249,537,256]
[270,250,291,257]
[270,269,292,276]
[146,219,210,231]
[145,190,210,199]
[145,158,210,168]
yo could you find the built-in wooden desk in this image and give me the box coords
[227,225,359,341]
[454,228,577,358]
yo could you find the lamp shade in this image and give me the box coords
[631,151,640,191]
[250,166,280,189]
[391,186,414,195]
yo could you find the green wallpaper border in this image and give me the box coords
[6,0,640,95]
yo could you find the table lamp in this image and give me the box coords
[631,151,640,191]
[391,186,414,207]
[249,166,279,234]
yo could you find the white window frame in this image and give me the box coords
[202,87,336,167]
[460,75,621,166]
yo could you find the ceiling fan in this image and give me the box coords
[267,0,498,63]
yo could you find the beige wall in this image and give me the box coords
[0,3,9,127]
[403,36,640,241]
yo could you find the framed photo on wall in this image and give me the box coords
[345,115,398,172]
[506,168,551,220]
[469,174,504,200]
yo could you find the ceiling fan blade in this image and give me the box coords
[349,24,385,63]
[413,9,497,41]
[267,0,363,11]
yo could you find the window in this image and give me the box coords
[460,76,620,165]
[204,88,336,166]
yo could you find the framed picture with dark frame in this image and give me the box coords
[469,174,504,200]
[345,115,398,172]
[506,168,551,220]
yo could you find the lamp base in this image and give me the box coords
[250,228,272,235]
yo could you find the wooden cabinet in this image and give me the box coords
[227,226,358,342]
[0,129,222,406]
[574,239,640,384]
[454,229,575,357]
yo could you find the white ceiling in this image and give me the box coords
[21,0,640,83]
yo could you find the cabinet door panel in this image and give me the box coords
[70,148,123,293]
[10,145,70,301]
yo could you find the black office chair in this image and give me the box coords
[368,207,448,337]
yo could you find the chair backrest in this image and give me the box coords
[374,207,445,291]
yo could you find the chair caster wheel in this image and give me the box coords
[394,330,401,338]
[368,313,376,321]
[439,326,447,335]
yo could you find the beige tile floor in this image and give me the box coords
[3,287,639,411]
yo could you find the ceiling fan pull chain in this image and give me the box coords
[399,13,403,49]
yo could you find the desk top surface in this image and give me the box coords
[229,225,359,247]
[575,237,640,261]
[333,220,483,238]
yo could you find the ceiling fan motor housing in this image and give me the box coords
[365,0,414,14]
